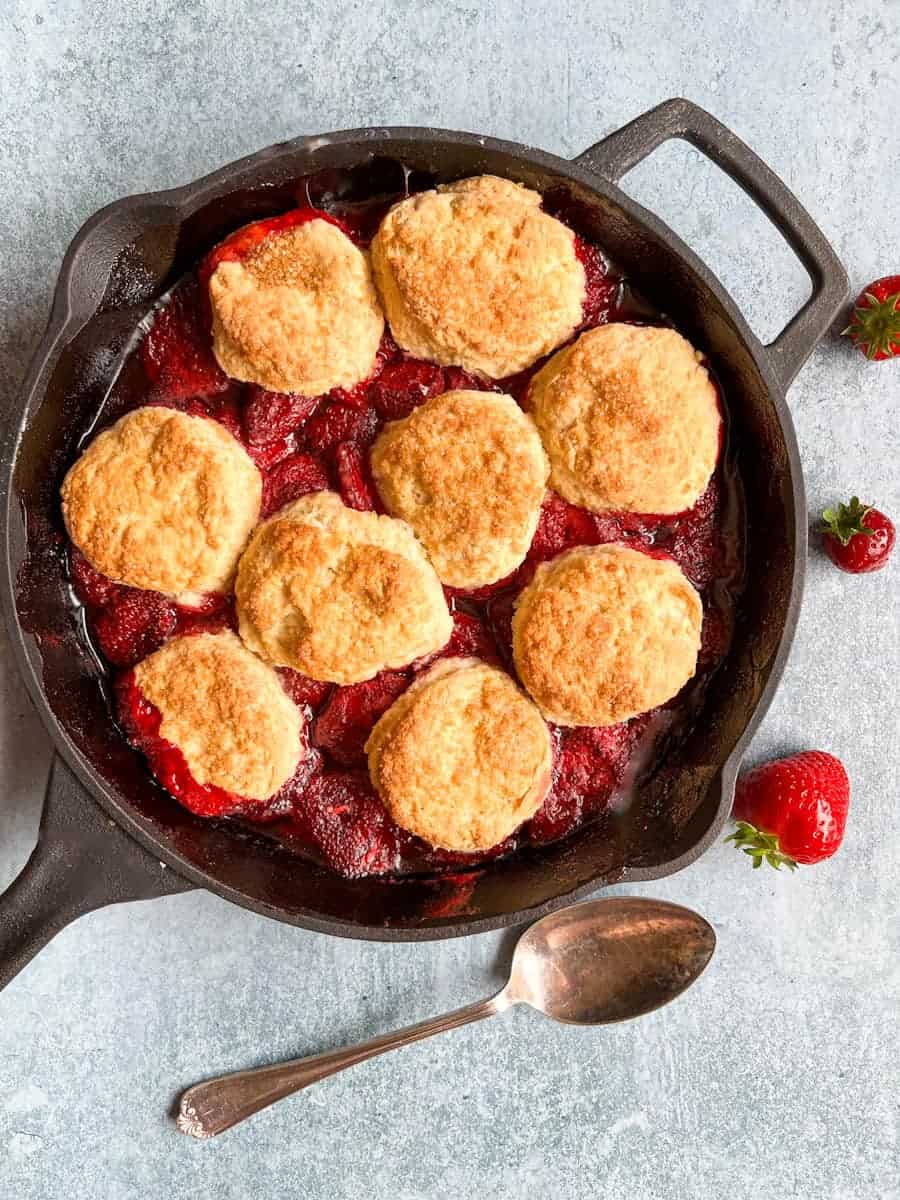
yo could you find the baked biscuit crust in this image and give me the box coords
[512,544,703,727]
[235,491,452,684]
[370,390,550,588]
[208,218,384,394]
[528,323,720,515]
[366,657,552,851]
[61,406,261,600]
[134,631,303,800]
[371,175,586,377]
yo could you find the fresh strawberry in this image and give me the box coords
[727,750,849,869]
[820,497,895,574]
[261,453,330,516]
[93,590,177,666]
[843,275,900,361]
[335,442,378,511]
[243,387,320,444]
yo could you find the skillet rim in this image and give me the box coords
[0,124,806,940]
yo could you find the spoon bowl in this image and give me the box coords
[507,897,716,1024]
[177,896,715,1138]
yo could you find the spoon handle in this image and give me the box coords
[176,991,510,1138]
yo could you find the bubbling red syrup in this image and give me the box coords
[67,193,743,880]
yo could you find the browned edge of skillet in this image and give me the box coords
[0,100,849,983]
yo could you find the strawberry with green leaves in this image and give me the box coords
[820,497,895,574]
[727,751,850,870]
[843,275,900,361]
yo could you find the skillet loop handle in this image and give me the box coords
[0,757,193,994]
[573,98,849,389]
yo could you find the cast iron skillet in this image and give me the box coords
[0,100,848,989]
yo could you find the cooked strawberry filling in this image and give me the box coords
[69,193,742,879]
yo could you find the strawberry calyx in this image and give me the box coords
[725,820,798,872]
[820,496,874,546]
[843,290,900,360]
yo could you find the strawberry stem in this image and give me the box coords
[820,497,874,546]
[725,820,798,872]
[843,290,900,359]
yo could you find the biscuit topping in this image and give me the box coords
[133,631,304,801]
[371,390,549,588]
[62,181,741,880]
[61,406,261,601]
[528,323,720,515]
[235,492,452,684]
[371,175,586,377]
[367,658,552,851]
[512,544,703,726]
[209,218,384,394]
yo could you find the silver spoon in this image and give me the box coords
[176,896,714,1139]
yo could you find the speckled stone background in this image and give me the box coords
[1,2,898,1197]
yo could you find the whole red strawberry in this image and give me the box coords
[820,497,895,573]
[727,751,849,869]
[843,275,900,360]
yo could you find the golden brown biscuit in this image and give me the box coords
[235,491,452,684]
[366,657,552,851]
[371,175,586,377]
[512,544,702,727]
[61,406,261,601]
[134,631,303,800]
[370,390,549,588]
[528,323,720,515]
[208,218,384,394]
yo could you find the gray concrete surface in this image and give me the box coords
[1,2,899,1197]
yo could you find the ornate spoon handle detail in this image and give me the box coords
[177,992,510,1139]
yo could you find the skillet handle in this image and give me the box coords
[573,98,849,389]
[0,756,193,993]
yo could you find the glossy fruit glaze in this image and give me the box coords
[66,186,744,880]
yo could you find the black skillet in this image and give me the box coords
[0,100,849,989]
